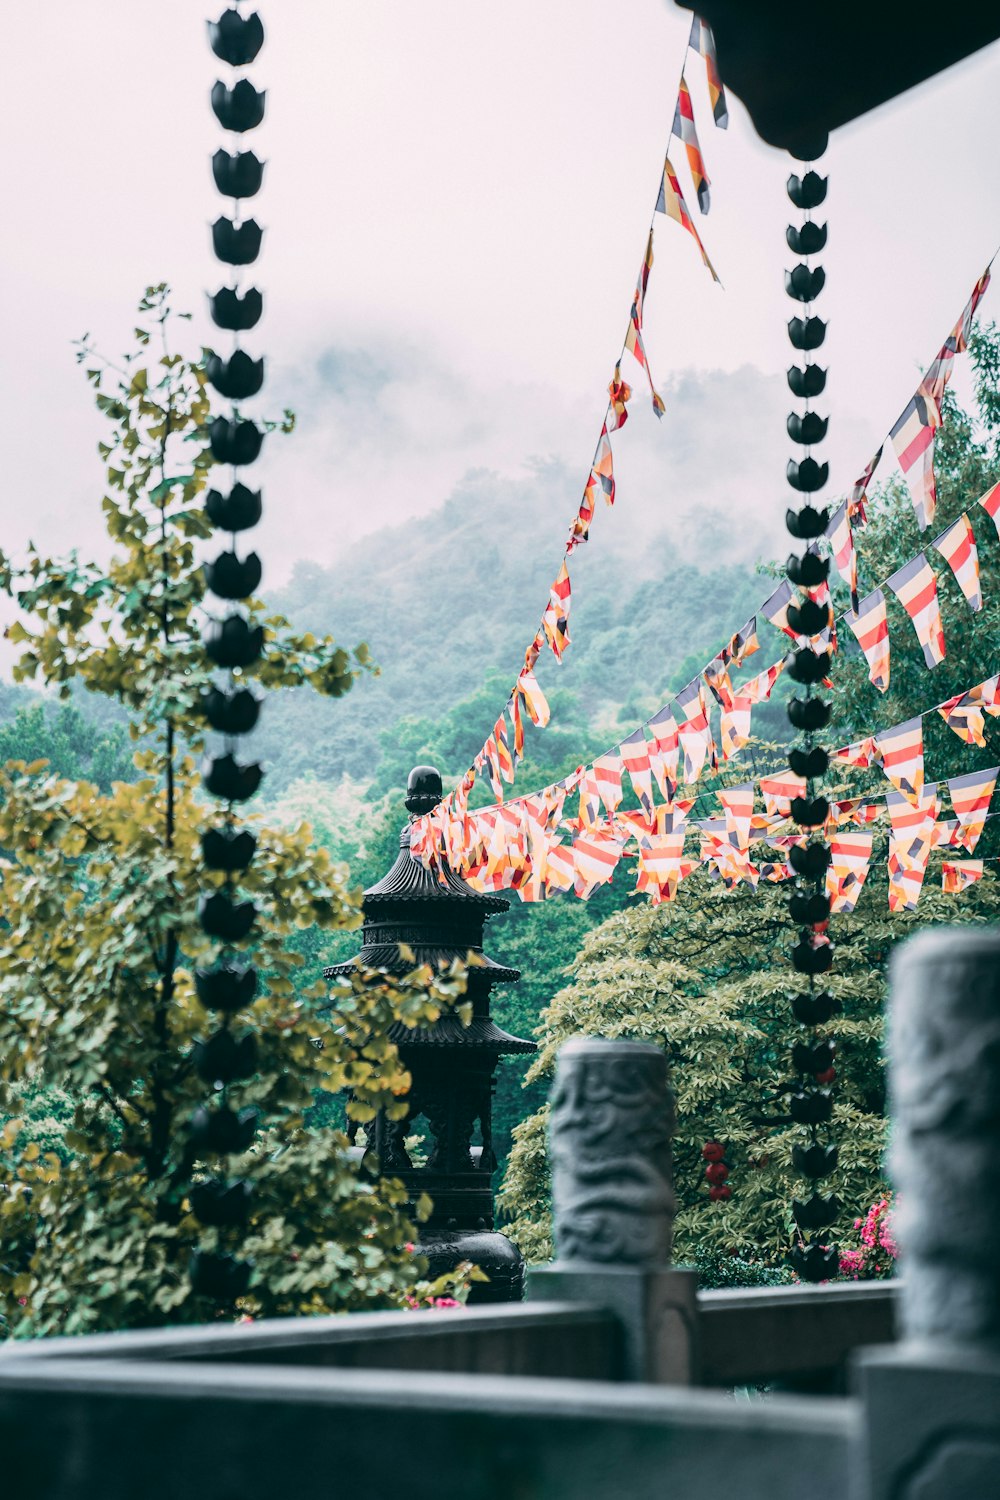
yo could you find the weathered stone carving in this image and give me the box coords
[549,1037,675,1265]
[890,927,1000,1343]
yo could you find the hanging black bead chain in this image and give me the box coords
[783,156,841,1283]
[190,3,267,1306]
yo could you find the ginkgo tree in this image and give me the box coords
[0,287,469,1335]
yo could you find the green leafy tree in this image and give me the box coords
[501,323,1000,1271]
[0,289,469,1335]
[0,701,134,792]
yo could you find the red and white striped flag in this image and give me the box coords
[620,729,653,815]
[845,588,890,692]
[541,560,572,661]
[890,392,941,531]
[723,616,759,667]
[849,446,884,527]
[592,752,624,817]
[759,771,807,819]
[826,500,859,611]
[876,716,925,801]
[656,154,720,282]
[718,783,754,851]
[761,579,797,640]
[832,736,878,770]
[947,767,997,853]
[887,553,946,668]
[920,267,992,402]
[573,822,626,899]
[688,15,729,127]
[593,425,615,508]
[826,830,875,914]
[635,829,689,904]
[517,667,550,728]
[942,859,986,894]
[888,836,931,912]
[932,513,982,611]
[647,705,680,800]
[674,677,715,785]
[543,841,575,896]
[938,690,987,748]
[672,75,711,213]
[978,478,1000,538]
[703,654,734,710]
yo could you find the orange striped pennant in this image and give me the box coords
[887,552,945,668]
[722,616,759,667]
[938,689,987,748]
[826,500,859,611]
[674,676,715,785]
[890,392,941,531]
[647,706,680,799]
[573,823,626,899]
[620,729,653,815]
[761,579,797,641]
[688,15,729,127]
[656,154,719,282]
[759,771,807,819]
[831,736,878,770]
[607,362,632,432]
[849,446,883,527]
[593,426,615,507]
[947,767,997,854]
[718,783,754,851]
[517,667,550,728]
[541,560,572,661]
[672,75,711,213]
[592,752,624,817]
[826,830,875,914]
[978,478,1000,538]
[932,513,981,611]
[876,718,925,802]
[845,588,890,692]
[942,859,986,894]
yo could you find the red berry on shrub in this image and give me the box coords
[815,1067,836,1084]
[705,1161,729,1184]
[701,1141,725,1162]
[709,1185,732,1202]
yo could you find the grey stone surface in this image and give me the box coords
[529,1265,697,1384]
[548,1037,675,1266]
[853,1344,1000,1500]
[0,1358,854,1500]
[0,1303,620,1380]
[889,927,1000,1344]
[698,1281,898,1388]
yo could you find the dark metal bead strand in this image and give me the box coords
[784,152,838,1283]
[192,5,268,1299]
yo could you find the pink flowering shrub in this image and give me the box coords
[838,1194,898,1280]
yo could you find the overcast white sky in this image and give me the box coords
[2,2,999,589]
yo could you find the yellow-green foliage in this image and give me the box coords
[500,868,997,1267]
[0,289,467,1335]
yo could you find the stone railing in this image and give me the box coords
[2,927,998,1499]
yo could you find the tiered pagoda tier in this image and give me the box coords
[324,765,534,1301]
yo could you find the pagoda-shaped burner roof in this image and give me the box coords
[363,824,509,914]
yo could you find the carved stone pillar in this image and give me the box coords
[528,1037,697,1384]
[854,927,1000,1499]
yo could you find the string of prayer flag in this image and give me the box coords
[875,716,924,801]
[886,552,946,668]
[845,588,891,692]
[979,478,1000,539]
[826,831,875,914]
[942,859,986,893]
[947,767,998,853]
[932,513,982,612]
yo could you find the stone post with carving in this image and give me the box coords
[853,927,1000,1499]
[527,1037,698,1384]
